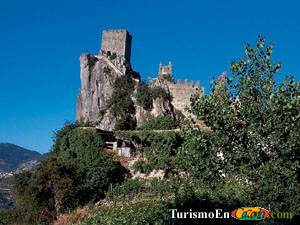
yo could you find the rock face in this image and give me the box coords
[149,78,174,117]
[76,51,174,130]
[76,54,120,130]
[76,30,174,131]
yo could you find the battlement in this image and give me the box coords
[100,29,132,63]
[168,79,201,89]
[167,78,204,117]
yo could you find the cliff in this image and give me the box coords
[76,54,120,130]
[76,53,175,130]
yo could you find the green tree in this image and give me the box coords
[110,76,136,130]
[9,171,45,224]
[116,130,182,175]
[179,36,300,215]
[111,75,135,117]
[151,86,169,100]
[139,115,178,130]
[9,123,128,224]
[51,125,127,203]
[136,81,152,110]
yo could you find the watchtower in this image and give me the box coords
[158,61,172,79]
[100,30,132,63]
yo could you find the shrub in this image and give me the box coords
[110,52,117,60]
[139,115,178,130]
[174,109,185,125]
[110,76,135,117]
[151,86,169,100]
[98,108,106,119]
[9,123,128,224]
[110,76,136,130]
[106,178,146,202]
[162,74,175,83]
[132,159,146,173]
[136,81,152,110]
[79,201,173,225]
[87,54,98,72]
[116,130,183,175]
[115,114,136,130]
[103,66,111,74]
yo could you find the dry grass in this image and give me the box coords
[54,206,90,225]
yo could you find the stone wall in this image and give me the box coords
[167,79,204,116]
[100,30,132,62]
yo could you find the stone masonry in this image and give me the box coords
[100,30,132,63]
[167,79,204,117]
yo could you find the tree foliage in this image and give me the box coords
[151,86,169,100]
[162,74,175,83]
[136,81,152,110]
[116,130,182,175]
[110,76,136,130]
[180,36,300,215]
[8,123,128,224]
[138,115,179,130]
[80,201,173,225]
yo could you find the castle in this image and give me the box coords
[76,29,223,130]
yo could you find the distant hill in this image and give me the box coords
[0,143,45,173]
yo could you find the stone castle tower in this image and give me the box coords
[100,29,132,63]
[158,61,172,79]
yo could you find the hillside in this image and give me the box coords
[0,143,44,173]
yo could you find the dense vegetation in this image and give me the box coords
[80,201,173,225]
[110,76,136,130]
[109,37,299,224]
[117,130,182,175]
[0,123,127,224]
[1,37,298,225]
[151,86,169,100]
[180,36,300,217]
[136,81,152,110]
[87,54,98,72]
[138,114,179,130]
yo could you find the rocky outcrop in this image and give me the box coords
[76,53,175,131]
[76,54,119,130]
[149,78,174,117]
[76,29,215,131]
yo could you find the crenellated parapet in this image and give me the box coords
[168,79,201,89]
[166,78,204,117]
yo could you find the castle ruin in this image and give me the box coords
[77,29,225,130]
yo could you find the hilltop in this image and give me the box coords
[0,143,44,173]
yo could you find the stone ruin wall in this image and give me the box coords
[167,79,204,116]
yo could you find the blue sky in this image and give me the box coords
[0,0,299,153]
